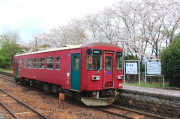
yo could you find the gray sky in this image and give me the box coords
[0,0,118,43]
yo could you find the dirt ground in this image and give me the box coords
[0,78,121,119]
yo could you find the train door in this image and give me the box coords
[71,54,81,91]
[17,59,19,77]
[103,51,114,89]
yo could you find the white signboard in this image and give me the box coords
[126,63,137,74]
[147,62,161,74]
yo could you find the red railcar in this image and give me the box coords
[13,43,123,106]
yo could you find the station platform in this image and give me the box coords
[123,85,180,97]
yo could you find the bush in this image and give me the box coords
[161,39,180,87]
[0,56,10,68]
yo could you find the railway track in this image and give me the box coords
[0,73,167,119]
[0,86,49,119]
[0,74,15,83]
[95,104,166,119]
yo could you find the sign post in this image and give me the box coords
[124,60,140,85]
[59,93,65,109]
[147,62,161,75]
[145,59,164,87]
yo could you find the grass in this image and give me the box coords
[124,82,169,88]
[0,68,13,74]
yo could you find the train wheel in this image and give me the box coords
[15,78,19,83]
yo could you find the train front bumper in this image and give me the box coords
[81,97,115,106]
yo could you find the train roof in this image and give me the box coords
[81,42,121,48]
[15,42,122,57]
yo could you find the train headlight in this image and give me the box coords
[92,76,100,80]
[118,75,123,79]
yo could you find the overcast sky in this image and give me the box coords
[0,0,118,43]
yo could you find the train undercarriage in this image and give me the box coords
[15,77,119,106]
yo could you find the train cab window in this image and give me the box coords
[55,56,60,70]
[23,59,26,68]
[46,57,53,70]
[86,49,102,70]
[33,58,37,69]
[116,52,123,70]
[39,57,45,69]
[28,58,31,68]
[105,56,112,70]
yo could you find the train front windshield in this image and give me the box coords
[86,49,102,70]
[116,52,123,70]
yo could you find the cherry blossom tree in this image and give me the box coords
[83,13,101,42]
[27,0,180,60]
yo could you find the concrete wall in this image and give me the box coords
[116,89,180,118]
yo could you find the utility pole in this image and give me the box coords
[35,37,37,51]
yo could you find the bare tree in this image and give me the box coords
[27,0,180,60]
[83,13,100,42]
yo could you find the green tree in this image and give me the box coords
[161,33,180,87]
[0,55,9,68]
[0,29,22,69]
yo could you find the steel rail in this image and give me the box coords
[0,74,13,78]
[0,75,16,83]
[95,105,166,119]
[94,107,134,119]
[111,104,165,119]
[0,88,49,119]
[0,100,19,119]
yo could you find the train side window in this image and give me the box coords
[28,58,31,68]
[23,59,26,68]
[73,55,79,71]
[46,57,53,70]
[33,58,37,69]
[55,56,60,70]
[39,57,45,69]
